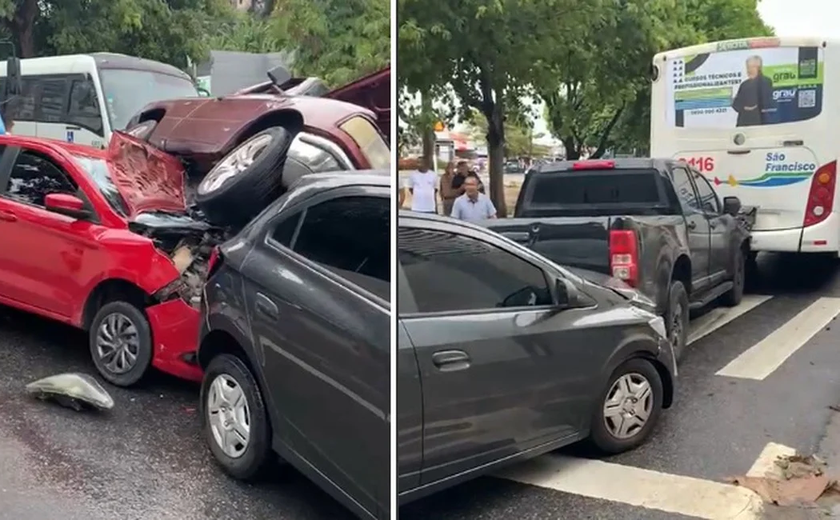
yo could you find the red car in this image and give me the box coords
[0,133,214,386]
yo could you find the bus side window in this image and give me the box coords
[68,77,103,137]
[15,77,37,121]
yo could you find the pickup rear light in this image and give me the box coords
[804,161,837,227]
[572,160,615,170]
[610,229,639,287]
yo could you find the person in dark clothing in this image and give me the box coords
[451,160,486,194]
[732,55,775,127]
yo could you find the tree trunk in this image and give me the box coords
[7,0,39,58]
[486,104,507,217]
[563,137,580,160]
[420,91,435,170]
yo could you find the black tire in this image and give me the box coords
[88,301,154,387]
[588,358,664,454]
[200,353,273,481]
[196,127,294,227]
[124,119,158,141]
[665,281,689,362]
[721,247,746,307]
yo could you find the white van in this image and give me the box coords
[651,37,838,255]
[0,53,201,148]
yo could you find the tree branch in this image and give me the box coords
[592,103,626,158]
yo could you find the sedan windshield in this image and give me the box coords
[100,69,199,131]
[72,155,130,216]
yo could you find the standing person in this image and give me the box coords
[404,158,438,214]
[451,176,497,223]
[439,161,459,216]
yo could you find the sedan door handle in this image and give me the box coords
[687,220,697,230]
[0,210,17,222]
[255,293,279,320]
[431,350,471,372]
[709,221,718,229]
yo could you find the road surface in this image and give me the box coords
[0,308,356,520]
[400,252,840,519]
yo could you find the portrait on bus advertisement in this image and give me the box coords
[666,44,823,128]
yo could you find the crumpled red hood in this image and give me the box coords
[106,132,187,216]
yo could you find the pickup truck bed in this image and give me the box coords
[485,158,752,360]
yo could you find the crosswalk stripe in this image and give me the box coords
[688,295,773,345]
[494,454,764,519]
[716,296,840,380]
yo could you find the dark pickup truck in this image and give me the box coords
[486,158,754,360]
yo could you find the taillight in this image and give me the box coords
[804,161,837,227]
[610,229,639,287]
[206,246,222,278]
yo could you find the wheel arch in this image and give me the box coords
[82,278,154,330]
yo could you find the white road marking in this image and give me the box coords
[746,442,796,478]
[716,297,840,380]
[688,295,773,345]
[495,454,764,519]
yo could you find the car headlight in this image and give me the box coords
[648,316,668,341]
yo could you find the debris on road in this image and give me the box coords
[25,373,115,411]
[729,453,834,507]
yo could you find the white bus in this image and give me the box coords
[0,53,201,148]
[651,37,839,256]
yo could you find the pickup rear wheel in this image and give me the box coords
[665,281,689,362]
[721,247,746,307]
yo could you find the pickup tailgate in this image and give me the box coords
[485,217,613,274]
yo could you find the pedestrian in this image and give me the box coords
[439,161,459,216]
[0,103,14,135]
[404,158,438,214]
[451,175,497,223]
[452,160,486,194]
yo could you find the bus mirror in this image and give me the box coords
[5,56,21,96]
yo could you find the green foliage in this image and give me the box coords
[465,107,544,157]
[207,11,280,54]
[271,0,390,87]
[399,0,601,215]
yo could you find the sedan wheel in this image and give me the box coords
[206,374,251,459]
[89,301,153,387]
[588,358,664,454]
[95,312,140,375]
[603,373,654,439]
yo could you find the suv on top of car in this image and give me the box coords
[197,171,390,520]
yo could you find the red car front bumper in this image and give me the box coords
[146,299,202,382]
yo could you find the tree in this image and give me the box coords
[207,11,280,54]
[399,0,599,216]
[465,107,544,158]
[271,0,390,88]
[543,0,772,158]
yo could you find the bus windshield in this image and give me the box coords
[100,69,199,131]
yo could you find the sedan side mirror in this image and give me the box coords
[722,196,742,216]
[45,193,91,220]
[556,278,580,308]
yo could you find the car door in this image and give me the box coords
[396,306,423,496]
[689,167,731,286]
[670,165,713,292]
[241,187,390,517]
[398,219,590,486]
[0,146,102,317]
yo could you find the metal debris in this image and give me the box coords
[26,373,115,411]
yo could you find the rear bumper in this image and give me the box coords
[749,212,840,253]
[146,299,202,382]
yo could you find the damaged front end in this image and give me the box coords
[128,211,230,307]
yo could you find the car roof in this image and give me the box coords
[290,170,392,192]
[535,157,676,174]
[0,134,107,158]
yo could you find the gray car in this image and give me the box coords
[197,172,390,519]
[397,211,677,504]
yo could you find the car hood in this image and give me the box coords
[566,266,658,312]
[107,131,186,216]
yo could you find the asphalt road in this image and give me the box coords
[0,309,356,520]
[401,252,840,520]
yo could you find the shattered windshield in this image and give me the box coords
[73,155,130,216]
[100,69,200,131]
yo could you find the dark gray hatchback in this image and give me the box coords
[196,172,390,519]
[397,211,677,504]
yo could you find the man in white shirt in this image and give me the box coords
[405,160,439,213]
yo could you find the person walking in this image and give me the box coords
[439,161,459,216]
[451,175,497,223]
[404,158,438,214]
